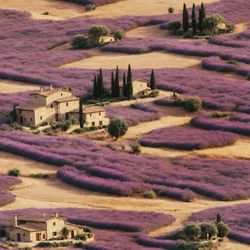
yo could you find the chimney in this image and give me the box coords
[49,85,53,91]
[40,86,43,92]
[13,215,17,227]
[43,213,46,217]
[55,212,59,218]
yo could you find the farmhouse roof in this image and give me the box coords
[55,96,79,103]
[17,213,61,223]
[31,87,71,97]
[15,225,45,232]
[16,103,44,111]
[69,106,106,114]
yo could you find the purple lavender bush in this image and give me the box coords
[0,174,21,206]
[139,126,238,150]
[190,203,250,244]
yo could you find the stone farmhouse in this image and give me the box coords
[98,35,115,45]
[68,106,110,128]
[120,80,151,98]
[3,213,84,243]
[16,86,79,127]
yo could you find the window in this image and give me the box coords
[90,113,92,117]
[19,110,22,114]
[99,121,103,126]
[35,96,37,99]
[40,116,42,120]
[23,233,26,236]
[61,93,63,96]
[51,104,53,108]
[30,118,32,121]
[99,112,101,116]
[53,222,56,226]
[66,103,69,107]
[53,232,57,236]
[92,122,95,127]
[43,234,45,239]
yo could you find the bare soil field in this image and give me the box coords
[0,151,56,176]
[0,79,40,93]
[62,52,201,69]
[82,0,219,19]
[0,0,84,20]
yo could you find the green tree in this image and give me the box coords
[108,117,128,139]
[71,35,88,49]
[114,66,120,97]
[216,213,221,223]
[98,68,104,98]
[122,72,127,97]
[216,222,229,238]
[112,29,125,41]
[184,97,202,112]
[184,224,201,241]
[88,25,110,45]
[149,69,156,90]
[93,75,99,99]
[62,227,69,239]
[200,223,218,240]
[198,8,203,32]
[203,14,224,34]
[111,71,115,97]
[201,2,206,18]
[131,140,141,155]
[126,64,133,99]
[79,99,84,128]
[191,4,197,34]
[182,3,189,32]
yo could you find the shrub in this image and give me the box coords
[203,14,225,34]
[184,97,202,112]
[85,4,96,11]
[88,25,110,43]
[8,168,21,177]
[62,227,69,239]
[143,190,156,199]
[200,223,218,240]
[168,7,175,14]
[216,222,229,238]
[71,35,89,49]
[131,140,141,154]
[75,234,87,240]
[112,29,125,41]
[108,117,128,139]
[184,224,201,241]
[166,21,181,32]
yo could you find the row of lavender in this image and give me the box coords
[0,208,176,250]
[0,175,21,207]
[139,126,239,150]
[0,131,250,201]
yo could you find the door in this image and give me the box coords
[71,230,74,239]
[55,114,59,121]
[20,117,23,124]
[17,233,21,242]
[36,233,41,241]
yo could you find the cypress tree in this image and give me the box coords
[149,69,156,90]
[201,2,206,18]
[183,3,189,32]
[192,4,197,34]
[12,104,17,122]
[122,72,127,97]
[93,75,98,99]
[114,66,120,97]
[79,99,84,128]
[111,71,115,97]
[198,8,203,32]
[99,68,104,97]
[126,64,133,99]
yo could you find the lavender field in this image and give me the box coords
[190,203,250,244]
[0,208,176,250]
[139,126,238,150]
[0,174,21,207]
[0,131,250,201]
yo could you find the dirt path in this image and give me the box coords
[0,79,40,93]
[61,52,201,70]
